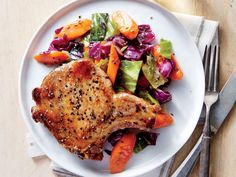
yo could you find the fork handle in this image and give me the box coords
[199,104,211,177]
[199,135,211,177]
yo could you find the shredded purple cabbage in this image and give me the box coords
[88,41,113,59]
[137,25,155,44]
[48,37,83,52]
[54,26,63,35]
[139,43,154,53]
[151,89,172,104]
[88,42,101,60]
[48,37,69,51]
[158,59,173,78]
[100,42,111,59]
[107,35,127,56]
[70,42,84,60]
[123,45,143,60]
[108,130,125,146]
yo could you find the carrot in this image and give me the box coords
[151,45,164,65]
[169,54,183,80]
[112,11,139,40]
[107,44,120,85]
[110,133,136,174]
[34,51,70,65]
[54,19,92,41]
[154,112,174,128]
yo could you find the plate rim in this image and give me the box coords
[18,0,205,176]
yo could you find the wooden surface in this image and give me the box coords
[0,0,235,177]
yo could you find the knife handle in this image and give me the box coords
[199,135,211,177]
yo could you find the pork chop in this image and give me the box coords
[31,59,159,160]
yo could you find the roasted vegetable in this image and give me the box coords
[34,51,70,65]
[105,19,120,39]
[142,55,166,89]
[107,44,120,84]
[160,39,172,59]
[110,133,136,173]
[88,42,101,60]
[112,11,139,40]
[108,130,126,146]
[90,13,109,41]
[137,25,155,44]
[119,60,143,93]
[151,89,172,104]
[69,42,84,60]
[54,19,92,41]
[137,75,149,88]
[169,54,183,80]
[124,45,143,61]
[96,58,108,72]
[137,90,160,106]
[134,132,158,153]
[154,113,174,128]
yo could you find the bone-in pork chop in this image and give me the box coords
[31,59,159,160]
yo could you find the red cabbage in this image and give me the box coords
[70,42,84,60]
[124,45,143,60]
[100,42,111,59]
[48,37,82,52]
[112,35,127,48]
[48,37,69,51]
[139,43,154,53]
[151,89,172,104]
[88,41,112,59]
[158,59,173,78]
[54,26,63,35]
[137,25,155,44]
[88,42,101,60]
[107,35,127,56]
[108,130,125,146]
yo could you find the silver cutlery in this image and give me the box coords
[171,69,236,177]
[199,45,219,177]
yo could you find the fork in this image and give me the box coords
[199,45,219,177]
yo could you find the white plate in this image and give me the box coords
[19,0,204,177]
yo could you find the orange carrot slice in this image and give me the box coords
[54,19,92,41]
[107,44,120,85]
[154,112,174,128]
[112,11,138,40]
[169,54,183,80]
[34,51,70,65]
[110,133,136,174]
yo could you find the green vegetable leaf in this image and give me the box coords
[90,13,109,41]
[83,50,89,58]
[119,60,143,93]
[142,55,166,89]
[133,132,158,153]
[137,90,160,106]
[105,19,120,39]
[160,39,172,59]
[114,85,126,92]
[82,34,90,47]
[133,136,148,153]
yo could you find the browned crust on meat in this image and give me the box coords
[31,59,160,160]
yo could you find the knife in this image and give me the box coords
[171,70,236,177]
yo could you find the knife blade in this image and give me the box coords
[211,70,236,133]
[171,70,236,177]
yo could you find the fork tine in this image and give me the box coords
[204,46,211,91]
[213,45,219,91]
[207,45,215,91]
[202,45,207,69]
